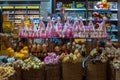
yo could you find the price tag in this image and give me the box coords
[28,6,39,9]
[2,6,14,9]
[15,6,26,9]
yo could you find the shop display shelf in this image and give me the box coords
[111,39,118,41]
[88,9,118,11]
[111,30,118,32]
[56,8,86,11]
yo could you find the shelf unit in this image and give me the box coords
[1,5,40,28]
[54,0,120,42]
[0,1,44,35]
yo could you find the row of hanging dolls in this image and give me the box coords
[19,16,107,38]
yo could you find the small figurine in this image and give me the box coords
[111,24,117,31]
[111,34,117,40]
[101,0,110,10]
[81,43,86,57]
[56,2,62,9]
[94,2,102,9]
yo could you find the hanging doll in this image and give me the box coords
[63,16,70,37]
[55,17,63,37]
[22,17,29,38]
[19,17,26,37]
[39,17,46,38]
[97,17,107,38]
[51,17,56,37]
[29,17,34,38]
[46,17,52,38]
[63,16,73,38]
[79,17,85,38]
[73,17,80,38]
[88,17,95,38]
[31,17,38,38]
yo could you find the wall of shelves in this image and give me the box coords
[0,1,41,34]
[54,0,120,42]
[2,6,40,31]
[0,0,52,30]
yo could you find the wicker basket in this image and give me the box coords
[8,74,16,80]
[45,64,61,80]
[116,69,120,80]
[14,67,22,80]
[62,62,83,80]
[22,66,45,80]
[107,62,115,80]
[86,62,107,80]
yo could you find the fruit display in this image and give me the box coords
[60,49,81,63]
[5,46,29,59]
[90,47,108,63]
[15,46,29,59]
[20,56,44,70]
[30,43,47,57]
[7,47,15,58]
[44,52,60,64]
[0,65,15,80]
[112,57,120,69]
[106,42,120,58]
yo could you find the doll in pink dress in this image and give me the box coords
[51,17,56,37]
[46,17,52,38]
[97,17,107,38]
[30,17,38,38]
[55,17,63,37]
[22,18,29,38]
[40,30,46,38]
[18,28,23,37]
[73,17,79,38]
[88,17,95,38]
[68,27,74,38]
[39,17,46,31]
[29,17,34,38]
[19,17,25,37]
[39,17,46,38]
[79,17,85,38]
[63,16,71,38]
